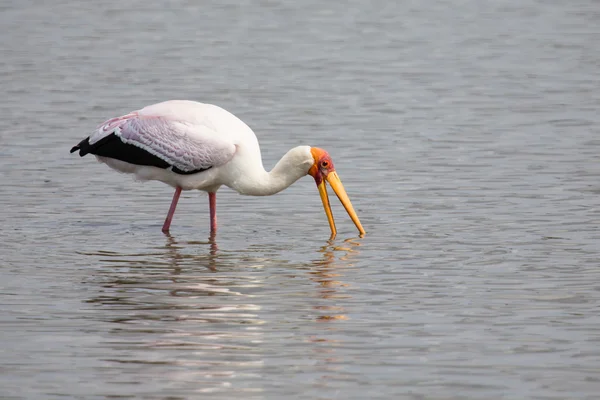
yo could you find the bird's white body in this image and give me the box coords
[90,100,314,194]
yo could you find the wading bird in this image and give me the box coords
[70,100,365,238]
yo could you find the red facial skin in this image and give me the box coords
[308,147,335,185]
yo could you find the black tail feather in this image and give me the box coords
[70,137,91,156]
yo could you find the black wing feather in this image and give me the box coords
[69,134,210,175]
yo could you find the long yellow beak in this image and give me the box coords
[317,171,366,239]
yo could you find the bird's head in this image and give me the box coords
[308,147,366,239]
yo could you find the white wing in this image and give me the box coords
[86,105,236,173]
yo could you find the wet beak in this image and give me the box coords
[317,171,366,239]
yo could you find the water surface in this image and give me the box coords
[1,0,600,398]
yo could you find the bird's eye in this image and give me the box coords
[321,161,329,168]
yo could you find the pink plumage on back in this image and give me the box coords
[96,112,138,133]
[88,102,236,173]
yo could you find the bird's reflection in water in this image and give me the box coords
[82,234,362,394]
[163,232,218,272]
[83,234,266,392]
[310,238,361,320]
[306,238,362,389]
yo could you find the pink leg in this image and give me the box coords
[209,192,217,233]
[162,187,182,233]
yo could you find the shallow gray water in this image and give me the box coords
[2,0,600,398]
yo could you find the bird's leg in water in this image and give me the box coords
[162,187,182,233]
[209,192,217,233]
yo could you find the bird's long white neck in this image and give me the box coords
[229,146,314,196]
